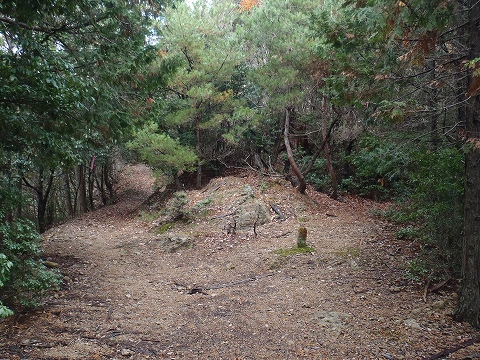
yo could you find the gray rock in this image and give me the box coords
[156,234,193,253]
[404,318,422,329]
[234,199,270,229]
[314,311,351,331]
[121,348,134,356]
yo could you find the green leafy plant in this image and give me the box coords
[373,146,464,281]
[405,258,430,283]
[406,147,464,274]
[0,253,14,317]
[395,226,420,241]
[191,197,213,217]
[344,135,410,199]
[164,191,191,221]
[0,217,62,311]
[259,182,269,193]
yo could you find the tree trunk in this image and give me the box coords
[195,113,202,189]
[75,164,88,214]
[63,172,74,218]
[322,97,338,199]
[88,166,95,211]
[302,116,339,176]
[36,168,47,233]
[103,162,114,198]
[196,162,202,189]
[454,0,480,328]
[455,147,480,327]
[95,169,108,206]
[23,166,55,233]
[284,106,306,194]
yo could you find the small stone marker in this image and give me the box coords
[297,227,307,248]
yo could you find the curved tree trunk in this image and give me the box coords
[284,106,306,194]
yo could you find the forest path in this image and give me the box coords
[0,164,478,359]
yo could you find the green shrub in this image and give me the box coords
[405,258,430,283]
[0,253,13,317]
[165,191,190,220]
[347,135,464,280]
[0,218,62,311]
[374,145,463,280]
[406,147,464,274]
[298,151,331,192]
[343,134,410,199]
[395,226,420,240]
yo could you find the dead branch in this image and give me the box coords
[269,202,286,220]
[423,336,480,360]
[274,231,292,238]
[173,273,275,295]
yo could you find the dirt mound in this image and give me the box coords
[1,164,479,359]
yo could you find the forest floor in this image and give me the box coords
[1,163,480,360]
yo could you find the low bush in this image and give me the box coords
[0,183,62,316]
[0,217,62,313]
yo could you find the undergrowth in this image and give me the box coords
[0,217,62,315]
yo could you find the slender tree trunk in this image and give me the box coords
[41,169,55,233]
[24,166,55,233]
[36,167,46,232]
[322,97,338,199]
[103,162,114,198]
[196,162,202,189]
[95,169,108,206]
[75,164,88,214]
[302,116,339,176]
[195,113,202,189]
[284,106,306,194]
[63,172,74,218]
[88,166,95,211]
[454,0,480,328]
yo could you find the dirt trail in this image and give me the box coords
[1,164,479,359]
